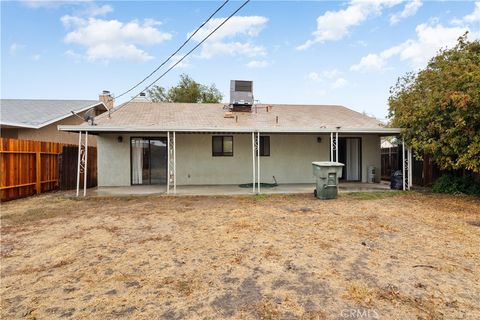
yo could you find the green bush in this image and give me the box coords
[432,174,480,195]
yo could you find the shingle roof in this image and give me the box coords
[74,102,391,133]
[0,99,102,128]
[58,102,399,133]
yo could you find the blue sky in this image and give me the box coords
[2,0,479,119]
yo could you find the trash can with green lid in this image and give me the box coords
[312,161,344,199]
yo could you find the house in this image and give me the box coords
[59,81,405,194]
[0,94,112,145]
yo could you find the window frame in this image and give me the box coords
[259,136,270,157]
[212,135,234,157]
[130,137,168,186]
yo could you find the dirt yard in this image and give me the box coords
[1,192,479,319]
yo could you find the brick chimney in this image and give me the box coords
[99,90,114,110]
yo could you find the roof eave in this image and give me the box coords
[0,101,106,130]
[58,125,401,134]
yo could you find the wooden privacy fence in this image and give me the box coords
[0,138,97,201]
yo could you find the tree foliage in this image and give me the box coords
[388,33,480,173]
[147,74,223,103]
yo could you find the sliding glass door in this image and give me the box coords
[131,138,167,185]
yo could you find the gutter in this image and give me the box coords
[58,125,401,134]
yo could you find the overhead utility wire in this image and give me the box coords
[112,0,230,101]
[119,0,250,109]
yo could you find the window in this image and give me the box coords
[212,136,233,156]
[260,136,270,156]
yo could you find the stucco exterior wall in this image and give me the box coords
[97,133,166,187]
[97,132,381,186]
[1,113,98,145]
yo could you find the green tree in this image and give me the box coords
[388,33,480,173]
[147,74,223,103]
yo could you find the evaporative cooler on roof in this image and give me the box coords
[230,80,254,107]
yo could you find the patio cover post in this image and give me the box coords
[173,131,176,194]
[408,146,412,188]
[257,131,260,194]
[83,132,88,197]
[252,132,256,194]
[330,132,334,161]
[335,131,338,162]
[402,139,407,191]
[167,131,170,194]
[76,131,82,197]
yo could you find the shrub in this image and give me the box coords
[432,174,480,195]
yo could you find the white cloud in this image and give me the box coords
[464,1,480,22]
[390,0,422,25]
[85,4,113,17]
[21,0,91,8]
[351,22,478,72]
[65,49,83,62]
[189,16,268,59]
[308,72,320,81]
[169,54,190,69]
[246,60,269,68]
[200,42,266,59]
[9,43,24,55]
[452,1,480,25]
[308,69,341,81]
[32,54,41,61]
[332,77,348,89]
[308,69,348,89]
[351,53,388,72]
[61,16,172,61]
[297,0,403,50]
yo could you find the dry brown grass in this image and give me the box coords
[1,191,479,319]
[343,281,375,305]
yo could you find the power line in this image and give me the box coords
[112,0,230,101]
[119,0,250,109]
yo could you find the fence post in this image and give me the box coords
[36,151,41,194]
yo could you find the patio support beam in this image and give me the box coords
[173,131,176,194]
[330,132,333,161]
[408,146,412,189]
[76,131,88,197]
[76,131,82,197]
[402,139,405,190]
[84,132,88,197]
[402,138,411,191]
[167,131,170,194]
[257,131,261,194]
[335,131,338,162]
[167,131,176,195]
[252,132,256,194]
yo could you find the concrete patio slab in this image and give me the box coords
[83,181,391,197]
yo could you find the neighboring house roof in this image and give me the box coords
[59,102,401,134]
[0,99,104,129]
